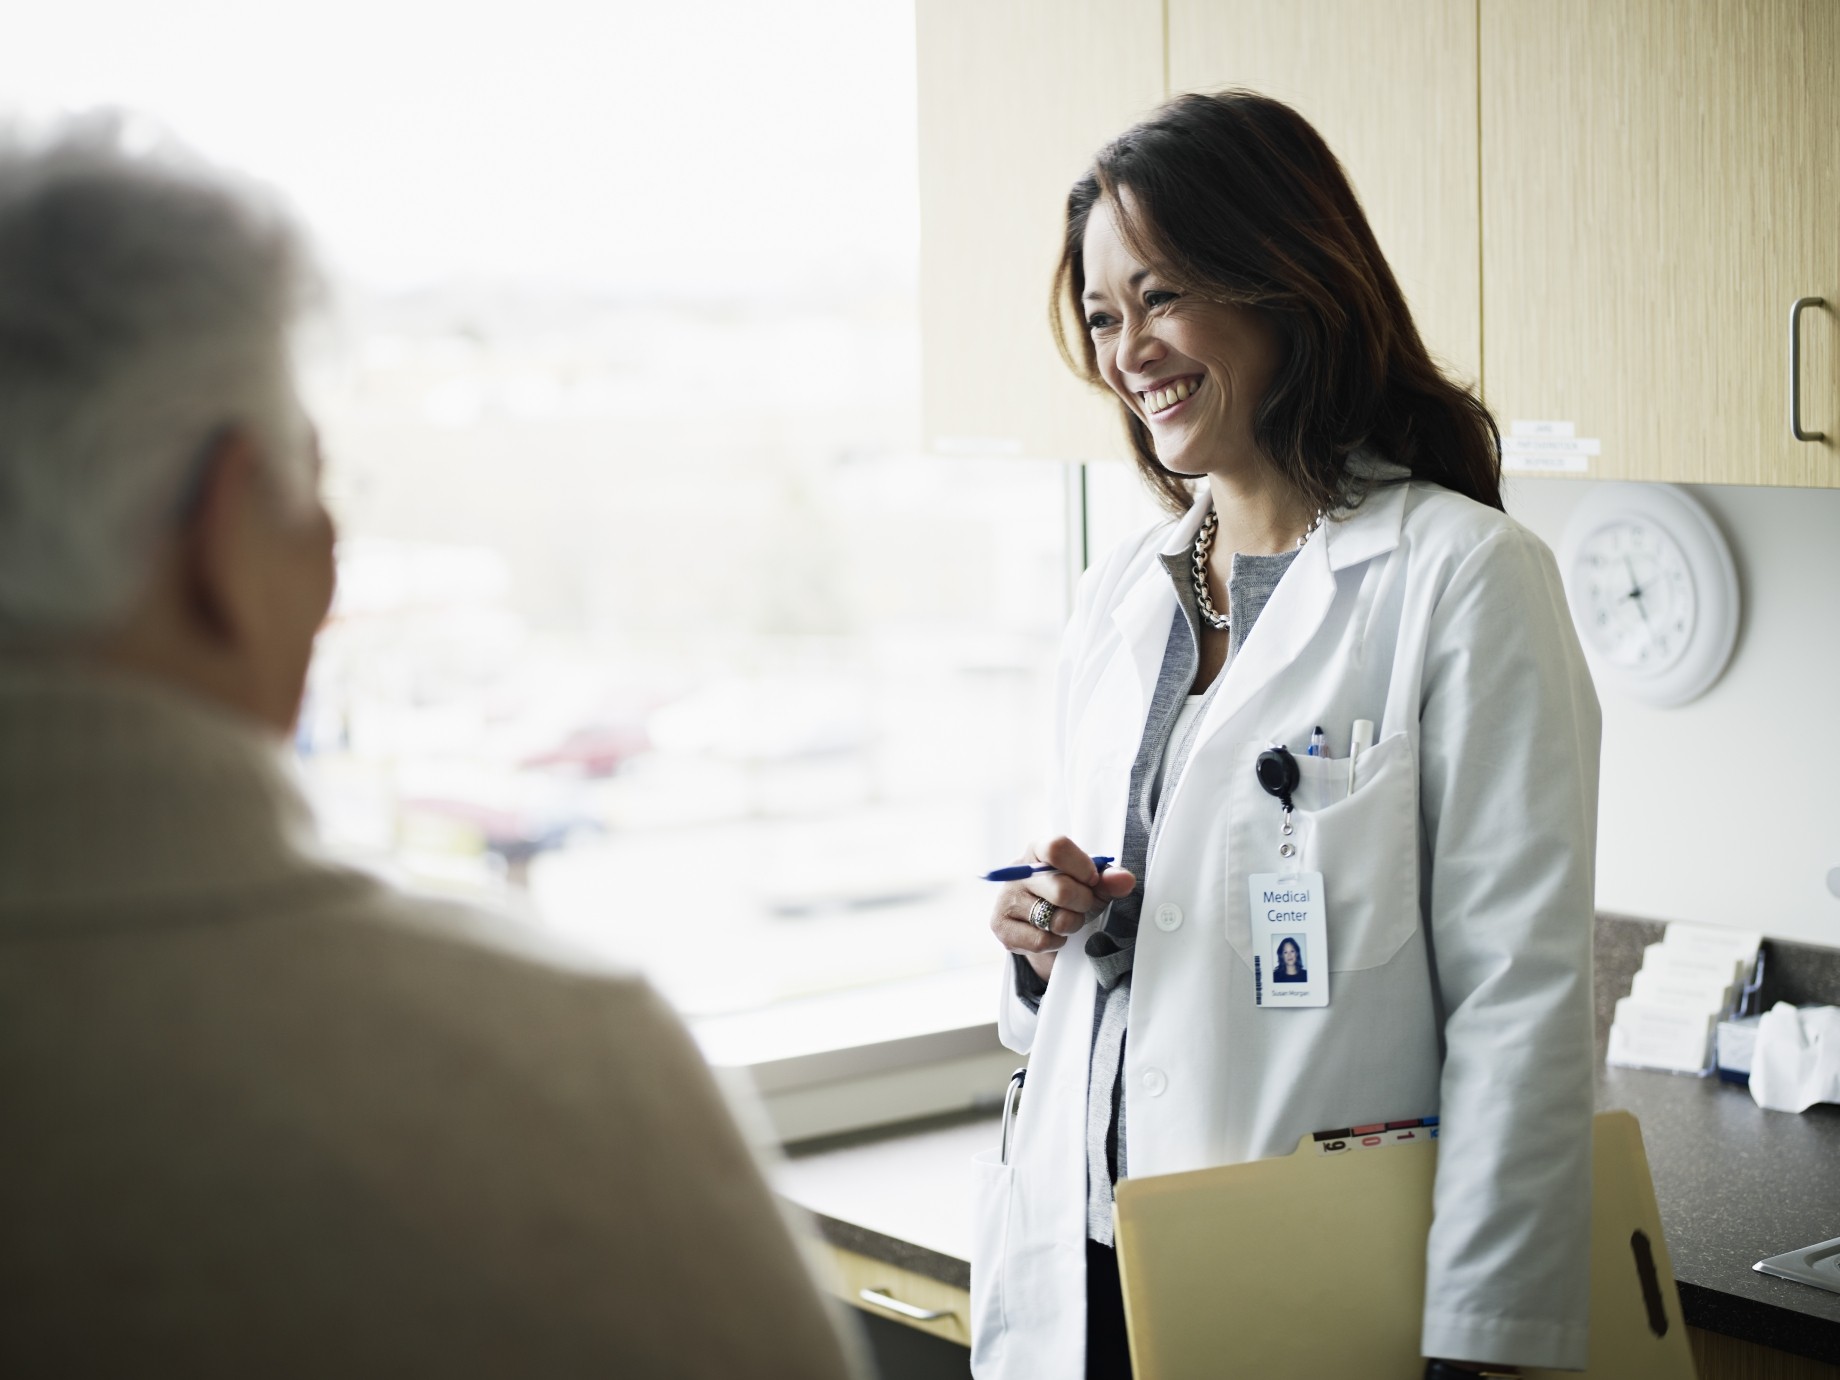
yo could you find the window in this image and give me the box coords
[13,1,1078,1050]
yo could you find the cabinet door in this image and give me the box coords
[917,0,1164,461]
[1481,0,1839,486]
[1167,0,1482,388]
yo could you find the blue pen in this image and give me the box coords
[982,856,1114,883]
[1308,725,1326,757]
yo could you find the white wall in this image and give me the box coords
[1507,479,1840,950]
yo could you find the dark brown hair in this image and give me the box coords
[1053,90,1503,516]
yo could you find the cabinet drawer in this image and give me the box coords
[801,1237,972,1348]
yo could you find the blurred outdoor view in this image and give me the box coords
[10,0,1071,1022]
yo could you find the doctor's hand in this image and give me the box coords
[989,837,1135,984]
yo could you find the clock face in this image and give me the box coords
[1559,483,1740,709]
[1573,518,1697,674]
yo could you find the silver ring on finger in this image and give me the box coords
[1028,897,1056,932]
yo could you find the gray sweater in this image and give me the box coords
[1013,544,1298,1243]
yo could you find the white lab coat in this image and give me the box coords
[971,469,1600,1377]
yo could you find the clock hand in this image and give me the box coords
[1622,557,1650,624]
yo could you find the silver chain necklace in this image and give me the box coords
[1190,506,1326,633]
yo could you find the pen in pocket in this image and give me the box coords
[1348,718,1374,792]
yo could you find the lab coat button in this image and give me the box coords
[1153,902,1183,932]
[1141,1068,1168,1097]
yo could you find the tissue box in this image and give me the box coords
[1750,1003,1840,1113]
[1715,1014,1763,1084]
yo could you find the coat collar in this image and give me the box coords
[1107,459,1412,727]
[1153,454,1412,567]
[1322,457,1411,571]
[0,663,333,916]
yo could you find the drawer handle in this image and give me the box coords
[1790,296,1827,442]
[858,1288,951,1322]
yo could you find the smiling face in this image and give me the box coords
[1080,195,1281,480]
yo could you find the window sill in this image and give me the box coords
[690,963,1022,1144]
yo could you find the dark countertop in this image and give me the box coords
[775,1110,987,1291]
[778,1080,1840,1362]
[1596,1063,1840,1363]
[776,916,1840,1362]
[1592,915,1840,1364]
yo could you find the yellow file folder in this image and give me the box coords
[1113,1110,1696,1380]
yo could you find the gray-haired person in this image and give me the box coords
[0,119,858,1380]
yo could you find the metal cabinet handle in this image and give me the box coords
[858,1288,951,1322]
[1790,296,1827,442]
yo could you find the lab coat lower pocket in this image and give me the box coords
[968,1148,1014,1367]
[1226,731,1421,973]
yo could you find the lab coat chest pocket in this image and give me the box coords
[1225,732,1420,972]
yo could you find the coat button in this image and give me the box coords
[1154,902,1183,932]
[1141,1068,1168,1097]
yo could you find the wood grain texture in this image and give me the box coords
[1690,1325,1840,1380]
[801,1236,974,1348]
[917,0,1165,462]
[1480,0,1839,487]
[1166,0,1483,388]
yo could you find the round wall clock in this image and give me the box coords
[1557,483,1740,708]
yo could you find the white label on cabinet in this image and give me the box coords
[1502,433,1600,473]
[1510,419,1576,438]
[1503,451,1591,473]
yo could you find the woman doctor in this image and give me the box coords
[977,92,1600,1380]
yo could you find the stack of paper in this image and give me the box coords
[1607,923,1761,1074]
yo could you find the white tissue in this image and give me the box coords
[1749,1002,1840,1113]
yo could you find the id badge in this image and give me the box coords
[1248,870,1329,1007]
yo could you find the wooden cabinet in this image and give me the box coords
[1480,0,1838,486]
[1690,1326,1840,1380]
[1167,0,1482,388]
[916,0,1482,462]
[917,0,1164,462]
[920,0,1838,488]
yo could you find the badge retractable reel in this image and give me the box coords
[1255,745,1303,874]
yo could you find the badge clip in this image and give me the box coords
[1255,743,1301,874]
